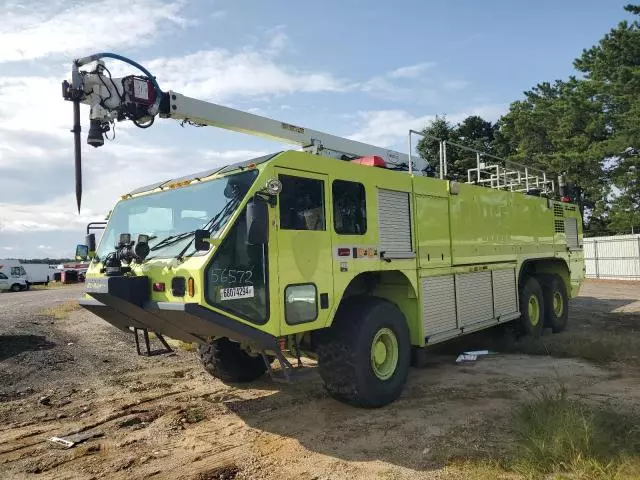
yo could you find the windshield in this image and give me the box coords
[95,170,258,260]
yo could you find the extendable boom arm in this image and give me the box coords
[62,53,411,211]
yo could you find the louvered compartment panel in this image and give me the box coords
[421,275,457,336]
[565,218,579,248]
[378,188,412,256]
[492,269,518,318]
[455,271,494,327]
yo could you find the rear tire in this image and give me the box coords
[316,296,411,408]
[519,276,544,337]
[538,274,569,333]
[197,338,267,383]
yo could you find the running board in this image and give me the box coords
[133,328,173,356]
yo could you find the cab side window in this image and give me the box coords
[0,272,7,279]
[333,180,366,235]
[278,175,325,231]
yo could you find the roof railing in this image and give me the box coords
[407,130,555,195]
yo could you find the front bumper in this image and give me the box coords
[80,276,278,351]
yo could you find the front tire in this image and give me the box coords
[10,283,21,292]
[316,296,411,408]
[197,338,267,383]
[519,276,544,337]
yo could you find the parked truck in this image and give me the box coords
[22,264,54,286]
[65,53,585,407]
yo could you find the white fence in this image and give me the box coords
[584,234,640,280]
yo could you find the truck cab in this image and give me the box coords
[0,260,29,292]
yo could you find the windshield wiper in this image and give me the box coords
[175,195,242,260]
[149,231,195,253]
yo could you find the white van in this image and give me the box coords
[0,259,28,292]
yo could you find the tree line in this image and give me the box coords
[417,4,640,236]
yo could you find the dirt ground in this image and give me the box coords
[0,281,639,480]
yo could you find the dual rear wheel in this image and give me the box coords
[519,274,569,336]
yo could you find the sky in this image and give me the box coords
[0,0,634,258]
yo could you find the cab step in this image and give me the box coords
[262,352,315,383]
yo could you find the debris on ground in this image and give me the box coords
[455,350,494,363]
[48,431,103,449]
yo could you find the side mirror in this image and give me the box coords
[85,233,96,258]
[75,244,89,261]
[194,229,211,251]
[247,198,269,245]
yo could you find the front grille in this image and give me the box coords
[554,219,565,233]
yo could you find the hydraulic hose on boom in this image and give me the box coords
[61,53,410,213]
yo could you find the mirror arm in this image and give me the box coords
[255,189,277,207]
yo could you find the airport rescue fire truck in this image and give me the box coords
[63,53,584,407]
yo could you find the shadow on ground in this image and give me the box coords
[0,334,56,361]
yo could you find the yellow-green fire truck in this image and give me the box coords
[64,53,584,407]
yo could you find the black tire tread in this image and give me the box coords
[519,276,544,338]
[316,296,410,408]
[538,274,569,333]
[197,338,266,383]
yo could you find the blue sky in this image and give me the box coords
[0,0,633,258]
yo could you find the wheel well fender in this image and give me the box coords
[333,270,421,346]
[519,258,570,292]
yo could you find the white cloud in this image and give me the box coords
[2,247,14,251]
[264,25,290,56]
[0,0,186,63]
[145,49,346,101]
[388,62,437,79]
[0,143,269,235]
[348,104,507,148]
[37,245,53,250]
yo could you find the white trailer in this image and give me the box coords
[22,263,54,285]
[0,259,28,292]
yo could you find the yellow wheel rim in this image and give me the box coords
[370,328,398,380]
[553,291,564,317]
[528,294,540,326]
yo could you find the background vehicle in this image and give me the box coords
[22,264,53,286]
[65,53,585,407]
[0,260,28,292]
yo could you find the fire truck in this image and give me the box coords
[64,53,584,407]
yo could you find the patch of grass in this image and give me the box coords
[502,332,640,367]
[184,405,206,424]
[38,300,81,319]
[176,341,196,352]
[30,283,79,290]
[510,387,640,479]
[445,461,517,480]
[441,322,640,368]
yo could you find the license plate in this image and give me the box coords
[220,286,254,301]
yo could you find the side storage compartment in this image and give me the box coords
[421,275,457,338]
[454,271,494,328]
[421,267,519,344]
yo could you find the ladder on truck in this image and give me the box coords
[63,53,555,210]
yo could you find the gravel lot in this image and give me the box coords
[0,281,638,480]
